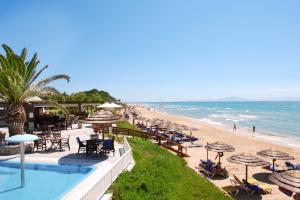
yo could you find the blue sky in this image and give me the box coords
[1,0,300,102]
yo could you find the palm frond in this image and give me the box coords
[20,48,27,61]
[0,44,70,105]
[36,75,70,88]
[43,100,70,117]
[2,44,14,58]
[28,65,48,86]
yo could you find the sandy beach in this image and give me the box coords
[136,106,300,200]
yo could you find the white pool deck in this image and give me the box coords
[0,124,133,200]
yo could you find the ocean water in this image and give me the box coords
[143,101,300,142]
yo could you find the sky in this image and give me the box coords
[1,0,300,102]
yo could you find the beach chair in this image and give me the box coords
[222,185,240,197]
[102,137,115,155]
[285,161,300,170]
[34,138,47,152]
[0,132,6,145]
[61,134,70,151]
[263,164,289,172]
[245,179,272,194]
[231,175,272,195]
[76,137,86,154]
[199,160,228,179]
[230,175,256,195]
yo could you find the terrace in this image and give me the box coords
[0,124,134,200]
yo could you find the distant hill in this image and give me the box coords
[59,89,116,103]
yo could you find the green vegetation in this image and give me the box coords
[111,138,232,200]
[59,89,116,103]
[0,44,70,136]
[117,121,133,129]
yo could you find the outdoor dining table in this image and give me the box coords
[85,139,103,155]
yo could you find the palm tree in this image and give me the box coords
[0,44,70,136]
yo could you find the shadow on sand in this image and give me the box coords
[252,172,274,185]
[235,192,263,200]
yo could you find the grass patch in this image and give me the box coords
[111,138,232,200]
[117,121,133,129]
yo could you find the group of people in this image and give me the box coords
[233,123,256,135]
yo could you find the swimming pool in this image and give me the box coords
[0,161,94,200]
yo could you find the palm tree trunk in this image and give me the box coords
[4,104,26,137]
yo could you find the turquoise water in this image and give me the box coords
[0,161,94,200]
[144,101,300,139]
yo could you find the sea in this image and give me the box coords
[143,101,300,147]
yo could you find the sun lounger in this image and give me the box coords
[231,175,272,195]
[248,178,272,194]
[222,185,240,196]
[198,160,228,179]
[285,161,300,170]
[263,164,290,172]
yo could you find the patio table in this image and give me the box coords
[85,139,103,155]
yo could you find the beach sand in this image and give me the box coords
[136,106,300,200]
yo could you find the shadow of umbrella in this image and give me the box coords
[252,172,275,184]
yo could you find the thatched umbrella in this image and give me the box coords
[228,153,269,181]
[85,110,121,140]
[205,141,235,166]
[269,170,300,194]
[257,148,294,173]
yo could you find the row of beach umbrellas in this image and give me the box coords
[130,111,300,195]
[205,142,300,197]
[134,116,198,133]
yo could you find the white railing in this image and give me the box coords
[79,137,133,200]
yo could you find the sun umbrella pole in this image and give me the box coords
[246,165,248,181]
[206,142,209,161]
[20,141,25,187]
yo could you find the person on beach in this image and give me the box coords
[233,123,237,132]
[252,126,256,136]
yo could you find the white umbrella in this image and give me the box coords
[7,134,38,187]
[97,102,122,109]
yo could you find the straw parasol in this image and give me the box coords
[86,110,121,123]
[228,153,269,181]
[257,148,294,173]
[269,170,300,194]
[85,110,121,140]
[205,141,235,165]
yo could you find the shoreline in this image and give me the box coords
[141,105,300,149]
[135,105,300,199]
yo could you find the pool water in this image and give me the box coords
[0,161,94,200]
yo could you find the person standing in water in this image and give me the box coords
[252,126,256,136]
[233,123,237,132]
